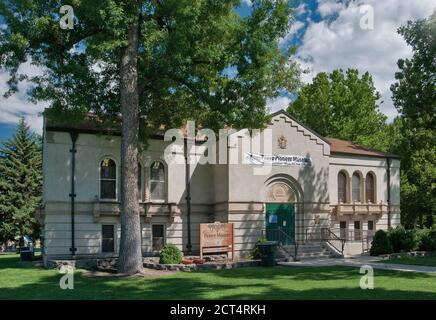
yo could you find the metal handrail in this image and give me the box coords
[320,227,345,256]
[262,228,299,261]
[305,227,376,255]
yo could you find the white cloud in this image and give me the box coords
[266,96,292,112]
[0,62,47,134]
[278,20,305,46]
[295,0,436,120]
[317,0,345,17]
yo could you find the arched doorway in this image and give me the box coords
[264,176,301,243]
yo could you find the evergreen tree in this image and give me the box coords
[0,118,42,244]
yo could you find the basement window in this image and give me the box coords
[152,224,165,251]
[102,225,115,253]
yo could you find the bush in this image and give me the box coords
[388,225,421,252]
[251,236,267,259]
[402,229,420,252]
[159,244,182,264]
[418,225,436,251]
[370,230,393,256]
[387,225,407,253]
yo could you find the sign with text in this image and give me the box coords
[245,152,312,167]
[199,223,234,260]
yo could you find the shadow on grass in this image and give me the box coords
[1,255,435,300]
[195,265,436,281]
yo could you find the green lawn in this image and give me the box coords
[1,253,436,300]
[383,255,436,267]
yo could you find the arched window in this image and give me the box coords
[100,158,116,200]
[138,162,142,201]
[150,161,165,201]
[352,172,361,202]
[338,171,347,203]
[365,172,375,203]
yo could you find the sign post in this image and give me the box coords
[199,223,234,260]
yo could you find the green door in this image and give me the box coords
[265,203,295,244]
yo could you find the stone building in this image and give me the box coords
[41,110,400,262]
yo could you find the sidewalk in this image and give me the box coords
[278,255,436,274]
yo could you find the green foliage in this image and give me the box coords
[0,0,301,133]
[390,12,436,227]
[0,119,42,243]
[388,226,422,253]
[370,230,393,256]
[387,226,407,253]
[287,68,388,151]
[0,0,302,271]
[159,244,182,264]
[417,226,436,252]
[251,236,267,259]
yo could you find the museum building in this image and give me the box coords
[40,110,401,262]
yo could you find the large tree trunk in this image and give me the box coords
[117,12,143,274]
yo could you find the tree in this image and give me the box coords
[0,119,42,245]
[390,12,436,227]
[287,68,388,151]
[0,0,301,273]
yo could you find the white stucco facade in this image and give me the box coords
[41,110,400,261]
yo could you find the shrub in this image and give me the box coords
[402,229,420,251]
[251,236,267,259]
[418,225,436,251]
[388,225,421,252]
[370,230,393,256]
[159,244,182,264]
[387,225,407,253]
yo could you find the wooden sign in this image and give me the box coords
[199,223,234,260]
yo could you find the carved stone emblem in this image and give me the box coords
[277,135,287,149]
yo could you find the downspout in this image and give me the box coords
[386,157,391,229]
[185,138,192,254]
[69,132,79,257]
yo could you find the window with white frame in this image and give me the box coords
[150,161,165,201]
[100,158,116,200]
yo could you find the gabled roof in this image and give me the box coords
[270,109,331,144]
[270,110,399,159]
[327,137,400,159]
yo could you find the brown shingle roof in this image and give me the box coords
[327,137,399,159]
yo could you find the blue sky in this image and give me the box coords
[1,0,435,141]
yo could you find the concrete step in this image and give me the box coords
[298,247,328,253]
[298,252,331,258]
[277,242,341,260]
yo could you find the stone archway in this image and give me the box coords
[266,182,297,203]
[263,175,303,242]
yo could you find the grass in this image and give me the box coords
[0,253,436,300]
[383,255,436,267]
